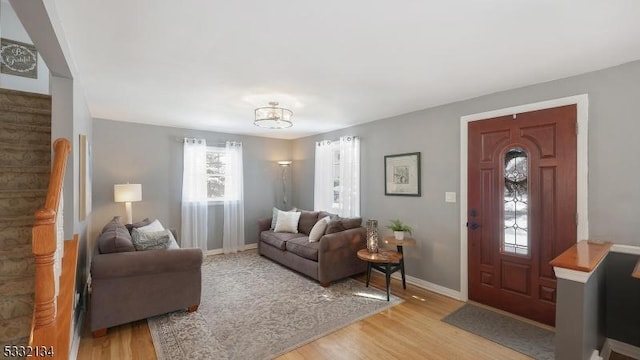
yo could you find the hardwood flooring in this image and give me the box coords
[78,271,536,359]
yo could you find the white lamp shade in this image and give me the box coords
[114,184,142,202]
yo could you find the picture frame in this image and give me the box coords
[0,38,38,79]
[79,134,92,220]
[384,152,421,196]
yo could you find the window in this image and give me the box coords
[331,145,341,210]
[206,147,228,201]
[502,147,529,256]
[314,136,360,217]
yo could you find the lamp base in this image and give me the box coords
[124,202,133,224]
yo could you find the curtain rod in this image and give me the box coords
[175,137,227,146]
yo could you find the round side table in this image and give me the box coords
[382,236,416,289]
[357,249,403,301]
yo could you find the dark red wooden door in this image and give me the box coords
[468,105,577,325]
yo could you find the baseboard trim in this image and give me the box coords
[205,243,257,257]
[390,272,463,301]
[70,308,84,360]
[590,349,603,360]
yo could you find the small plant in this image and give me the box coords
[386,219,412,234]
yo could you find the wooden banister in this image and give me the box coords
[633,258,640,280]
[30,138,71,350]
[550,240,612,272]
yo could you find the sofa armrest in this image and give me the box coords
[318,227,366,253]
[257,217,272,233]
[91,248,203,280]
[317,227,367,284]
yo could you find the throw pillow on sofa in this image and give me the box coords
[340,217,362,230]
[131,228,179,251]
[274,210,301,233]
[125,218,152,234]
[136,219,165,233]
[308,216,331,242]
[98,217,135,254]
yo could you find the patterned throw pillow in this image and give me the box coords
[131,228,179,251]
[274,210,301,233]
[125,218,151,234]
[308,216,331,242]
[136,219,165,233]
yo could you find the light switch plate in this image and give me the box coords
[445,192,457,203]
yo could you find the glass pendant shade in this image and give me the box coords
[254,101,293,129]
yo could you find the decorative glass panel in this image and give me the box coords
[503,147,529,256]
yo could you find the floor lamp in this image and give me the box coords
[278,161,292,205]
[114,183,142,224]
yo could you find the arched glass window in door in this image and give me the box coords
[503,147,529,256]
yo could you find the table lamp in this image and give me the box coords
[114,183,142,224]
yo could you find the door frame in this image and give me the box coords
[459,94,589,302]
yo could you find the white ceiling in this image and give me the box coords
[53,0,640,139]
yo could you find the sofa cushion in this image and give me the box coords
[274,210,301,233]
[98,217,135,254]
[136,219,165,232]
[260,231,306,250]
[340,217,362,230]
[298,211,319,235]
[131,228,179,251]
[286,237,319,261]
[125,218,151,234]
[270,207,296,229]
[101,216,124,233]
[325,220,346,234]
[318,211,338,221]
[309,216,330,242]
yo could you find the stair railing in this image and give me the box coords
[30,138,71,352]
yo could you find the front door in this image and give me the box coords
[467,105,577,325]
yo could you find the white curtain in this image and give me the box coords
[223,141,245,254]
[314,140,334,212]
[181,138,208,251]
[339,136,360,217]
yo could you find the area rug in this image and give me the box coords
[442,304,555,360]
[148,251,402,360]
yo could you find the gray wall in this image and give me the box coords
[90,119,291,252]
[555,260,607,360]
[292,60,640,292]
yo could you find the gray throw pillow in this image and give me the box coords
[98,217,135,254]
[325,220,346,234]
[340,217,362,230]
[131,228,180,251]
[125,218,152,234]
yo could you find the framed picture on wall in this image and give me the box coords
[384,152,421,196]
[79,134,92,220]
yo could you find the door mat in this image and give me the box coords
[442,304,554,360]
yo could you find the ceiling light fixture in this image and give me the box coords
[254,101,293,129]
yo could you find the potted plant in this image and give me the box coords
[387,219,412,240]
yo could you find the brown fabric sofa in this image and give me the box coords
[258,210,367,286]
[90,217,203,337]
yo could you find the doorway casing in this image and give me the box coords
[459,94,589,302]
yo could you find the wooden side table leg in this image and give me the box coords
[397,245,406,289]
[366,262,372,287]
[385,263,391,301]
[400,258,406,289]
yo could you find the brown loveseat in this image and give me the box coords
[258,210,367,286]
[90,217,203,337]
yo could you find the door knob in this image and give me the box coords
[468,222,481,230]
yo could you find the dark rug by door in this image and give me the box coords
[442,304,555,360]
[147,251,402,360]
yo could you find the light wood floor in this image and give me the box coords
[78,272,537,359]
